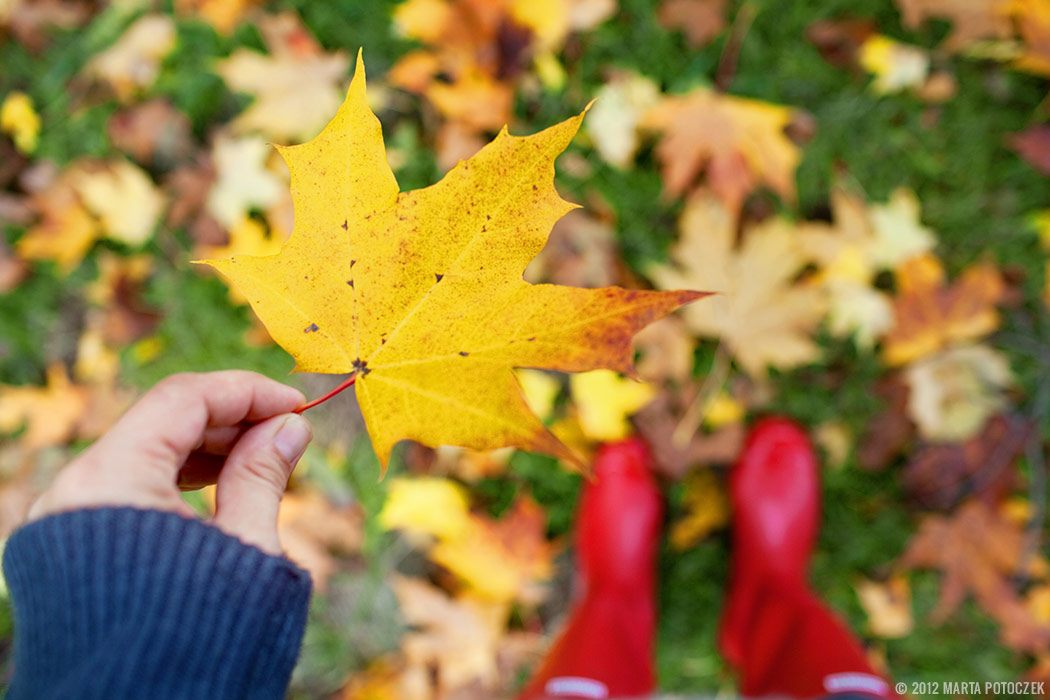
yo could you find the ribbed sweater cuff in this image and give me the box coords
[2,507,312,700]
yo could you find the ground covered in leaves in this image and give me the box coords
[2,0,1050,698]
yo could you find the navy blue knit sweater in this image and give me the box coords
[1,507,312,700]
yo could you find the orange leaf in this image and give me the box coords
[882,253,1004,366]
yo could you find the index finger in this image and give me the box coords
[92,371,306,469]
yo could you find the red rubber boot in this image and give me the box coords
[718,417,897,699]
[516,438,662,700]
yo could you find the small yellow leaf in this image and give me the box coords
[669,468,729,549]
[378,477,472,542]
[855,575,914,638]
[515,369,561,422]
[570,369,655,441]
[702,390,745,429]
[1,91,40,154]
[858,34,930,94]
[67,159,164,246]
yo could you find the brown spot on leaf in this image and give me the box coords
[435,273,444,282]
[341,220,348,230]
[305,323,319,333]
[459,351,469,356]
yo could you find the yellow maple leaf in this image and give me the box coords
[649,192,825,376]
[642,88,801,210]
[200,55,701,470]
[18,177,100,272]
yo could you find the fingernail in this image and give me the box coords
[274,415,312,464]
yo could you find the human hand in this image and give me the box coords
[27,371,312,556]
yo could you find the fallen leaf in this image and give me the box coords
[1010,0,1050,76]
[857,375,915,472]
[85,252,162,345]
[894,0,1014,52]
[0,364,88,450]
[174,0,261,33]
[657,0,727,48]
[585,71,662,169]
[855,575,914,638]
[858,34,931,94]
[805,18,877,68]
[633,316,696,383]
[278,488,363,592]
[633,387,745,479]
[82,14,176,101]
[569,369,655,441]
[702,390,745,429]
[903,344,1013,443]
[215,11,350,142]
[0,238,27,293]
[523,208,621,288]
[902,413,1028,511]
[798,186,934,348]
[814,420,851,470]
[431,495,554,604]
[899,499,1050,653]
[882,254,1005,366]
[1008,125,1050,176]
[204,134,285,228]
[0,91,40,154]
[669,467,729,549]
[431,444,515,481]
[107,99,194,169]
[17,174,100,272]
[643,88,802,210]
[516,369,561,422]
[391,575,508,694]
[379,476,472,542]
[201,56,702,469]
[0,0,96,52]
[69,158,164,246]
[649,192,826,376]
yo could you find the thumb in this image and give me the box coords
[212,413,312,555]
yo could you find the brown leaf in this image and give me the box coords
[278,488,363,592]
[805,18,878,68]
[1008,126,1050,176]
[86,253,162,346]
[107,99,194,169]
[857,375,915,472]
[633,387,744,479]
[523,208,622,288]
[0,0,97,52]
[657,0,728,48]
[882,253,1005,366]
[642,89,802,209]
[894,0,1014,51]
[902,414,1028,511]
[899,500,1050,653]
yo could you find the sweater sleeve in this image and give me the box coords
[1,507,312,700]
